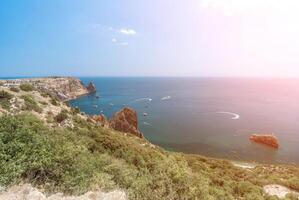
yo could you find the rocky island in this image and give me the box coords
[0,77,298,200]
[250,134,280,149]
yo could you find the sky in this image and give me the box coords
[1,0,299,77]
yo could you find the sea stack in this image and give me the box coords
[250,134,279,148]
[87,82,96,93]
[110,107,143,138]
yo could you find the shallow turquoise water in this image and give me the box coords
[69,77,299,165]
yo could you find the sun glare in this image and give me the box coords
[201,0,299,16]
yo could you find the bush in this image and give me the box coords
[55,109,68,123]
[51,98,59,106]
[0,114,52,185]
[20,83,34,91]
[0,90,13,110]
[10,87,20,93]
[71,107,80,115]
[21,95,42,113]
[39,101,48,106]
[0,90,13,99]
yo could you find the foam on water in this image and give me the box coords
[216,111,240,120]
[161,96,171,100]
[143,122,151,126]
[133,98,153,102]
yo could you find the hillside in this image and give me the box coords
[0,77,298,200]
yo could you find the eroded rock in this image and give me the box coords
[91,114,109,128]
[87,82,96,93]
[0,184,127,200]
[263,184,299,199]
[250,134,279,148]
[109,107,143,138]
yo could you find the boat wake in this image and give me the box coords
[216,111,240,120]
[133,98,153,102]
[143,122,151,126]
[161,96,171,100]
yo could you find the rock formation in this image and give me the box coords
[87,82,96,93]
[1,77,96,101]
[0,184,127,200]
[91,114,109,128]
[109,107,143,138]
[249,134,279,148]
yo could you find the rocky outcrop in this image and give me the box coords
[250,134,279,148]
[91,114,109,128]
[0,184,127,200]
[87,82,96,93]
[263,184,299,199]
[1,77,96,101]
[109,107,143,138]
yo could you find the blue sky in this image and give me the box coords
[1,0,299,77]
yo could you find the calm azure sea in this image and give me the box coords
[69,77,298,165]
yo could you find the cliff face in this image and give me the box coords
[109,107,143,138]
[86,82,96,93]
[91,107,144,138]
[1,77,95,101]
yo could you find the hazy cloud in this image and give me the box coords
[120,42,129,46]
[111,38,128,46]
[119,28,136,35]
[112,38,117,43]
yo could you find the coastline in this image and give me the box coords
[0,76,298,199]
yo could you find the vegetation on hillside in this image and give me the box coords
[20,83,34,92]
[0,90,13,110]
[9,87,20,93]
[0,113,298,200]
[21,95,42,113]
[54,109,69,123]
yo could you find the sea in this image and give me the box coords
[7,77,299,165]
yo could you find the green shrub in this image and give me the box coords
[51,98,59,106]
[10,87,20,93]
[288,177,299,191]
[39,101,48,106]
[21,95,42,113]
[0,90,13,110]
[20,83,34,91]
[55,109,68,123]
[71,107,80,115]
[0,90,13,99]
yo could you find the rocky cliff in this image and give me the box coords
[1,77,95,101]
[109,107,143,138]
[86,82,96,93]
[91,107,144,138]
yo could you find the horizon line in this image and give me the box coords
[2,75,299,79]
